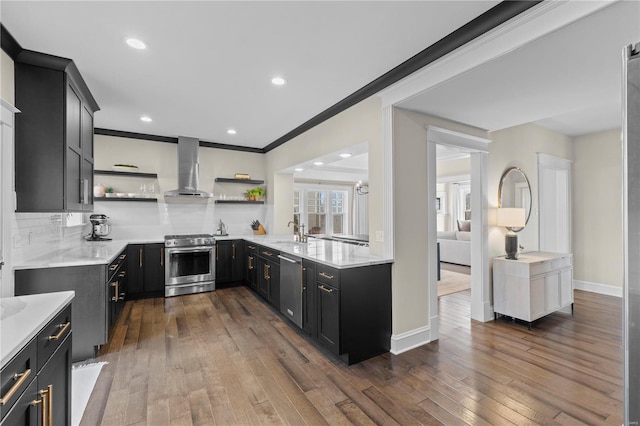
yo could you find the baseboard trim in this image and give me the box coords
[390,325,431,355]
[574,280,622,298]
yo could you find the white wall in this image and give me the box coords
[437,157,470,178]
[93,134,268,237]
[573,129,623,288]
[391,107,488,335]
[1,50,14,106]
[487,123,573,259]
[264,96,385,255]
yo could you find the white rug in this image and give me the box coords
[72,362,107,426]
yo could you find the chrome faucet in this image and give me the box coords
[287,221,307,242]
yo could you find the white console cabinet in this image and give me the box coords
[493,252,573,329]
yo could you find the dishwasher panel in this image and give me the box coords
[278,254,303,328]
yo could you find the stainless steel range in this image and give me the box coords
[164,234,215,297]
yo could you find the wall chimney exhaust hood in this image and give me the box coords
[164,136,212,198]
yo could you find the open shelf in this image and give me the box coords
[215,178,264,185]
[95,170,158,178]
[95,197,157,202]
[214,200,264,204]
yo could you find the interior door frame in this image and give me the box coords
[427,126,491,337]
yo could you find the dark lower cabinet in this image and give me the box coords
[216,240,246,286]
[127,243,165,298]
[1,306,72,426]
[302,260,317,337]
[317,282,340,355]
[36,335,72,426]
[216,241,232,283]
[256,247,280,308]
[246,243,258,291]
[15,266,105,361]
[144,243,165,295]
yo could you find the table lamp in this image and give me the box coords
[497,208,526,260]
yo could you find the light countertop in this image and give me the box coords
[0,291,75,367]
[495,251,572,263]
[13,234,392,271]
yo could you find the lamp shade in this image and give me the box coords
[496,208,526,228]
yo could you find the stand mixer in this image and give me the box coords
[86,214,112,241]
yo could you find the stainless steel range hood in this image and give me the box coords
[164,136,212,198]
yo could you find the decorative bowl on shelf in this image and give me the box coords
[112,164,139,172]
[105,193,116,198]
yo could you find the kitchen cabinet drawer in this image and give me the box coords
[0,339,37,421]
[36,335,72,426]
[530,260,551,277]
[1,379,39,426]
[317,264,340,288]
[552,256,572,271]
[108,250,127,280]
[37,305,71,372]
[258,246,279,260]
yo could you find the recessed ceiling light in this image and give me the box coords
[140,115,152,122]
[125,38,147,50]
[339,153,352,158]
[271,77,286,86]
[227,129,237,135]
[313,161,324,166]
[294,168,304,172]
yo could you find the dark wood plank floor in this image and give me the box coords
[81,288,623,425]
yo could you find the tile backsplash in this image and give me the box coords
[11,212,88,261]
[11,202,271,262]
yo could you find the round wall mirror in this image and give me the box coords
[498,167,532,232]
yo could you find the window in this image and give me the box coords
[293,185,350,235]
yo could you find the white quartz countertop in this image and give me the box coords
[0,291,75,367]
[243,235,392,269]
[13,235,392,271]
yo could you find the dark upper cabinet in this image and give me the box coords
[14,50,99,212]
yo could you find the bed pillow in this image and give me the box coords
[457,220,471,232]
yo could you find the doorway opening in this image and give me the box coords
[426,126,491,341]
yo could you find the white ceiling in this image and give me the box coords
[397,0,640,137]
[1,0,500,149]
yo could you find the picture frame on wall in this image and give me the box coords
[436,191,447,214]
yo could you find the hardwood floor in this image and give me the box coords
[82,288,623,425]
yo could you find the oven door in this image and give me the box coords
[165,246,215,286]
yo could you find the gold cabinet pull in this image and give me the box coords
[232,243,236,260]
[319,272,334,280]
[139,248,143,268]
[265,264,270,280]
[247,245,255,250]
[109,264,118,271]
[319,284,333,293]
[0,368,31,404]
[45,385,52,426]
[263,251,272,257]
[119,254,126,260]
[111,280,119,301]
[248,256,253,270]
[301,267,305,292]
[48,322,70,341]
[160,248,164,266]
